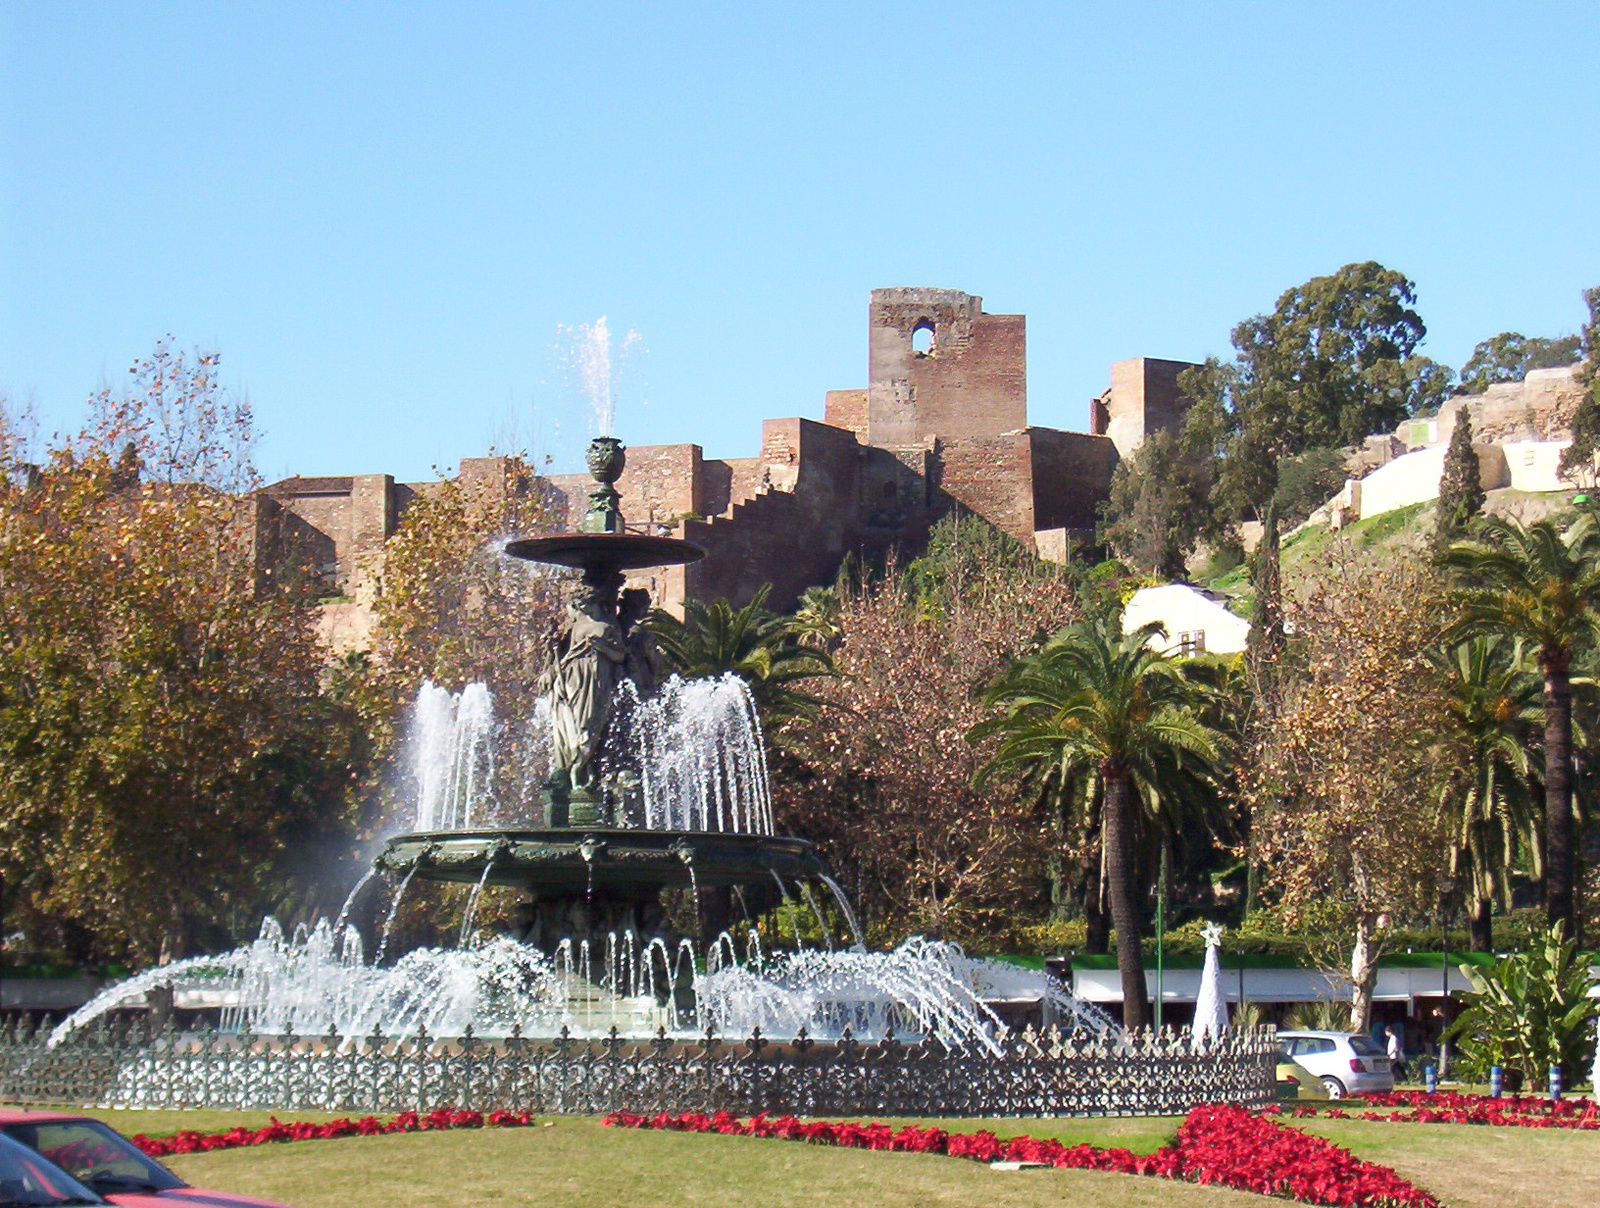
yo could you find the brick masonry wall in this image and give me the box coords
[269,485,354,582]
[824,389,869,441]
[685,418,864,610]
[933,435,1036,541]
[277,289,1214,638]
[1102,357,1199,459]
[615,443,703,527]
[1029,428,1119,531]
[866,289,1028,448]
[547,443,703,533]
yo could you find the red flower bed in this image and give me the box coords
[131,1108,532,1157]
[603,1103,1440,1207]
[1176,1105,1437,1206]
[1291,1092,1599,1131]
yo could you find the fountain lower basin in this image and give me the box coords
[375,828,830,895]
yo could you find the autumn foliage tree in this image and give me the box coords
[375,462,563,703]
[0,342,364,965]
[371,459,566,840]
[771,518,1076,946]
[1248,556,1454,1031]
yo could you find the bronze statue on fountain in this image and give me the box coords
[373,436,831,971]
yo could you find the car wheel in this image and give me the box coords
[1321,1076,1347,1099]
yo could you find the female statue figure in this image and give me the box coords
[619,587,664,700]
[541,590,627,794]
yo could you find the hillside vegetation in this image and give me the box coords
[1208,488,1579,611]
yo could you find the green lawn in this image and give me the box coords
[161,1119,1271,1208]
[14,1107,1599,1208]
[1298,1118,1600,1208]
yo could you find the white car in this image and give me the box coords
[1276,1030,1395,1098]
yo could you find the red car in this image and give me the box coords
[0,1130,103,1206]
[0,1111,292,1208]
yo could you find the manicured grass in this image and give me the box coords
[160,1117,1273,1208]
[1296,1118,1599,1208]
[20,1105,1599,1208]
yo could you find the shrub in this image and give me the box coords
[1446,924,1599,1089]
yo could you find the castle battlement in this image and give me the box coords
[264,289,1198,646]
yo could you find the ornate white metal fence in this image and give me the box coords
[0,1018,1276,1117]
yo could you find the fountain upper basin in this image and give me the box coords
[504,533,704,571]
[375,828,829,895]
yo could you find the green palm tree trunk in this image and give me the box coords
[1103,767,1150,1029]
[1541,654,1577,938]
[1467,894,1494,954]
[1083,789,1109,954]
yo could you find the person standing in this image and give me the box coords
[1384,1023,1407,1081]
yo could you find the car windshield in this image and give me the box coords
[1,1122,184,1195]
[1348,1035,1385,1056]
[0,1134,104,1207]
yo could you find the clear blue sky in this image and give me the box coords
[4,2,1597,483]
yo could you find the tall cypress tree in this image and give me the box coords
[1558,287,1600,490]
[1435,409,1485,551]
[1247,500,1284,667]
[1242,500,1284,920]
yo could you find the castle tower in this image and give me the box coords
[865,288,1028,448]
[1091,357,1198,459]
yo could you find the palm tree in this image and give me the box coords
[644,584,832,722]
[973,619,1226,1029]
[1442,515,1600,938]
[790,585,843,653]
[1430,636,1542,952]
[1012,750,1227,959]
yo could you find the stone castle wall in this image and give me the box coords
[1092,357,1197,460]
[261,287,1198,644]
[866,289,1028,448]
[1029,428,1122,536]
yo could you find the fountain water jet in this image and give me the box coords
[412,682,494,831]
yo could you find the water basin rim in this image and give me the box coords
[504,532,706,570]
[384,828,817,845]
[374,829,833,890]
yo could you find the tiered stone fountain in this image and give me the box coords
[22,436,1281,1114]
[374,437,837,982]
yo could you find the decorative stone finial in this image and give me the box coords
[580,436,626,534]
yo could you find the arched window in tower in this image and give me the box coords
[911,320,935,356]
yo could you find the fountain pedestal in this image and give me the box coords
[506,441,705,829]
[379,437,838,1016]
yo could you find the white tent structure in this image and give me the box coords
[1190,922,1230,1043]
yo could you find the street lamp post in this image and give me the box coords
[1155,846,1168,1031]
[1438,876,1455,1081]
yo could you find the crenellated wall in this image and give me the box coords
[262,286,1192,642]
